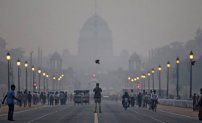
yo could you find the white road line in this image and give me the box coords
[158,109,197,119]
[132,110,166,123]
[94,113,99,123]
[27,107,67,123]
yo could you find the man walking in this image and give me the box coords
[197,88,202,120]
[93,83,102,113]
[2,84,21,121]
[27,91,32,107]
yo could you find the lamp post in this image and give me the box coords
[147,72,151,90]
[38,69,41,92]
[166,61,171,98]
[53,76,56,91]
[189,51,195,99]
[32,66,35,93]
[6,52,11,91]
[16,59,21,91]
[141,74,146,90]
[152,68,155,90]
[176,57,180,98]
[58,77,61,91]
[158,65,162,97]
[46,74,49,92]
[43,72,46,91]
[24,61,28,91]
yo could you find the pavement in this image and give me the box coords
[0,104,47,114]
[0,101,200,123]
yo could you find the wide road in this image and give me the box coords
[0,101,200,123]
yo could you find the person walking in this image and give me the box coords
[193,93,197,111]
[2,84,21,121]
[197,88,202,120]
[93,83,102,113]
[27,91,32,107]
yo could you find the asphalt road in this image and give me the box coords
[0,101,200,123]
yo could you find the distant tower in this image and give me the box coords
[129,52,141,75]
[50,52,62,74]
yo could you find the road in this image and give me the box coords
[0,101,200,123]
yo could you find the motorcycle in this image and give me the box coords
[122,98,129,110]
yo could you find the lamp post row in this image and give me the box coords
[128,51,195,99]
[6,52,64,92]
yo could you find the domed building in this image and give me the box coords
[78,14,113,64]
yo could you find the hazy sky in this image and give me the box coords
[0,0,202,56]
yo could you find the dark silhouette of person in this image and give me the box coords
[93,83,102,113]
[27,91,32,107]
[197,88,202,120]
[193,93,197,111]
[137,92,142,107]
[2,84,21,121]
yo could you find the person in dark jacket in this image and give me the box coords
[197,88,202,121]
[137,92,142,107]
[27,91,32,107]
[93,83,102,113]
[193,93,197,111]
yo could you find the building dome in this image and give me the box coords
[78,14,113,59]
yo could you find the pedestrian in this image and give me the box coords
[23,90,28,107]
[193,93,197,111]
[2,84,21,121]
[0,95,2,112]
[27,91,32,107]
[93,83,102,113]
[137,92,142,108]
[197,88,202,121]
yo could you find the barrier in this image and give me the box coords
[158,99,193,108]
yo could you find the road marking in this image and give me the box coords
[132,110,165,123]
[158,109,197,119]
[94,113,99,123]
[27,107,67,123]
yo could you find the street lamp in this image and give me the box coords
[166,61,171,98]
[141,74,146,90]
[151,68,155,90]
[128,77,131,80]
[176,57,180,98]
[43,72,46,91]
[24,61,28,91]
[58,77,61,91]
[32,66,35,93]
[38,69,41,92]
[176,57,180,99]
[46,74,49,92]
[189,51,195,99]
[147,72,151,90]
[6,52,11,91]
[53,76,56,91]
[158,65,162,97]
[17,59,21,91]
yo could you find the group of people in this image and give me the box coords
[193,88,202,121]
[1,84,71,121]
[122,90,158,111]
[48,91,68,106]
[16,90,32,107]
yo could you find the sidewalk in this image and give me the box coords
[158,104,198,118]
[0,104,46,114]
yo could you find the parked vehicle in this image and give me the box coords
[74,90,90,105]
